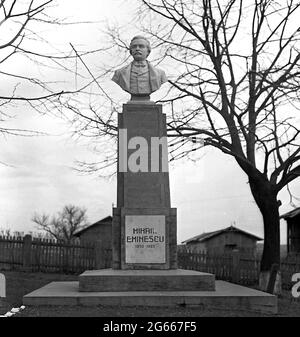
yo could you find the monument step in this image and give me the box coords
[78,269,215,292]
[23,280,277,314]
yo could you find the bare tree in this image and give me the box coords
[0,228,11,237]
[32,204,89,243]
[0,0,102,149]
[135,0,300,291]
[62,0,300,292]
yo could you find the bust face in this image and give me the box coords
[130,38,149,62]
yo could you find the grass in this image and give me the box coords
[0,270,299,317]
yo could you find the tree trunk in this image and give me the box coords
[248,176,281,294]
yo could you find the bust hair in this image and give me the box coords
[129,35,151,55]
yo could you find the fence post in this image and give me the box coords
[232,250,240,283]
[95,240,106,270]
[22,235,32,272]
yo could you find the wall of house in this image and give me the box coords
[206,232,256,254]
[187,232,257,255]
[185,242,207,253]
[79,223,112,249]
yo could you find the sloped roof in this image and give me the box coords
[280,207,300,220]
[182,225,263,244]
[74,216,112,237]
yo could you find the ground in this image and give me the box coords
[0,270,299,317]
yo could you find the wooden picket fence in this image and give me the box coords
[1,235,299,288]
[281,254,300,290]
[0,235,24,269]
[177,248,234,281]
[177,246,300,289]
[0,235,111,273]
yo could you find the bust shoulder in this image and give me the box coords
[148,63,168,83]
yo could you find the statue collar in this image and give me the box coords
[132,60,148,68]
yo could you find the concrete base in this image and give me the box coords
[79,269,215,292]
[23,280,277,314]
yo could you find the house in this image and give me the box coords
[181,225,263,255]
[281,208,300,255]
[74,216,112,247]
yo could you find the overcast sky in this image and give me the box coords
[1,0,299,243]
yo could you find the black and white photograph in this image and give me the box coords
[0,0,300,325]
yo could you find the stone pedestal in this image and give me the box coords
[79,269,215,292]
[112,103,177,270]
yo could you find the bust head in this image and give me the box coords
[129,35,151,62]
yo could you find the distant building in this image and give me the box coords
[182,226,263,255]
[74,216,112,247]
[281,208,300,255]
